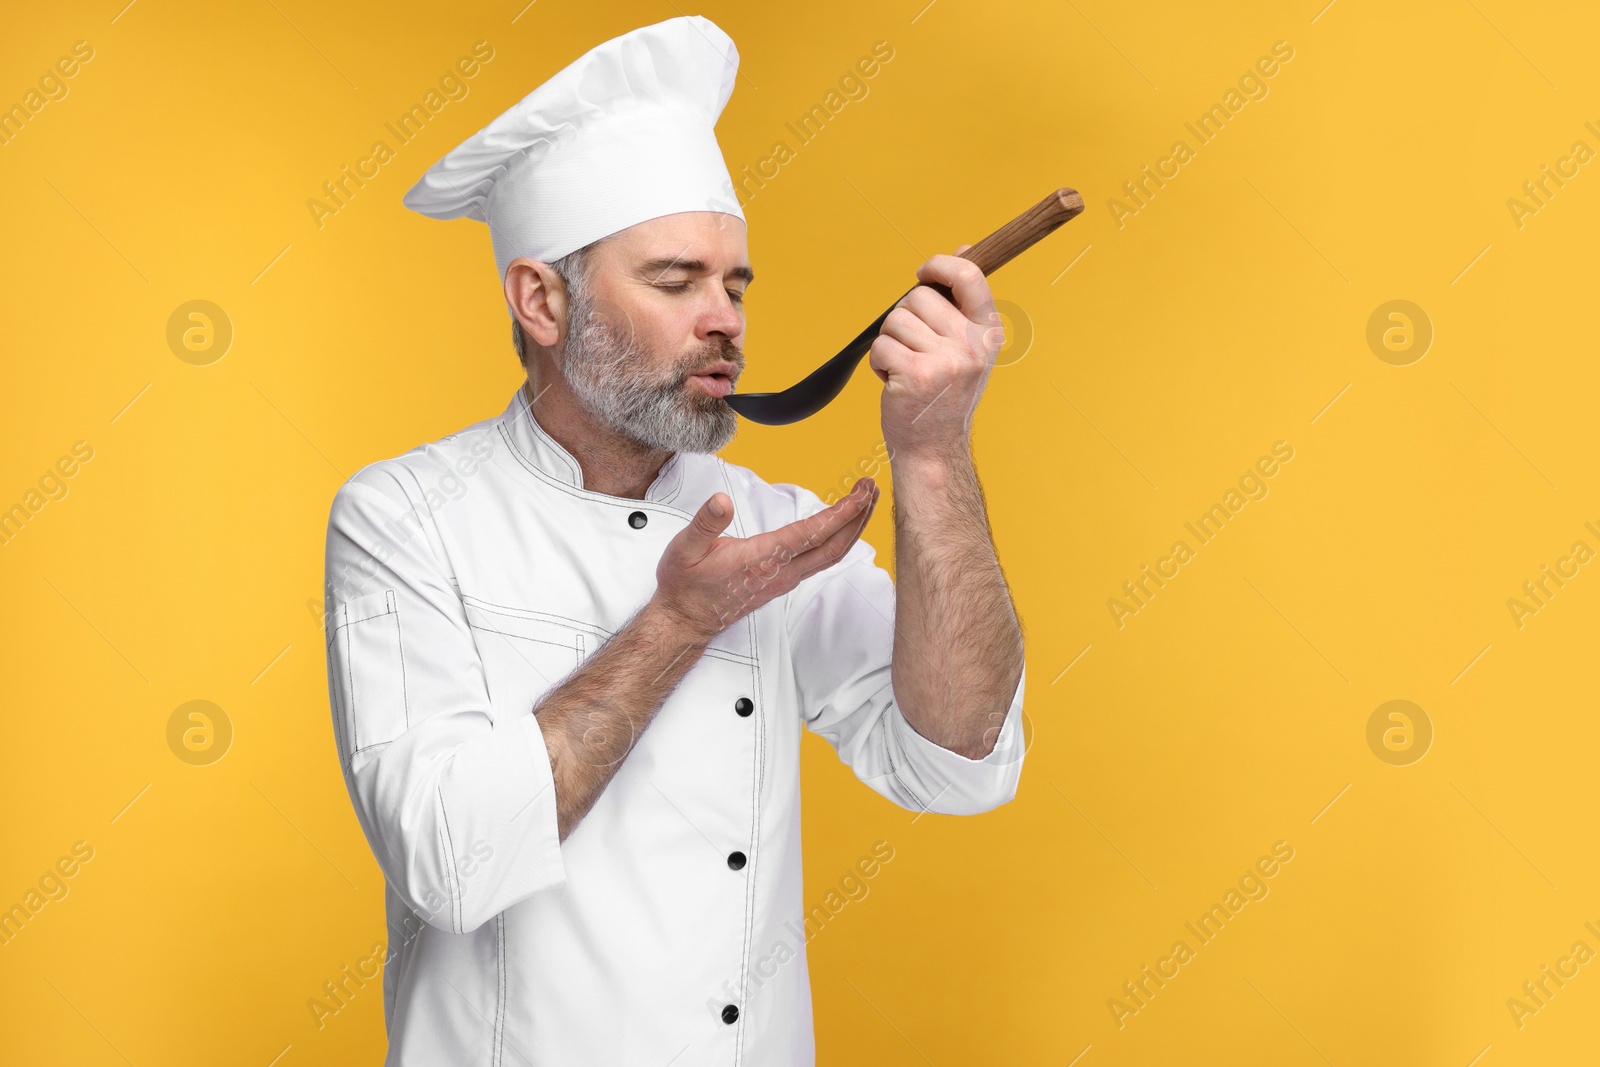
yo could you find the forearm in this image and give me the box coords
[889,446,1024,758]
[533,601,709,839]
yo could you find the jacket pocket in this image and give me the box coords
[329,588,409,759]
[462,596,594,719]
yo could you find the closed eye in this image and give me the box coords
[657,281,744,306]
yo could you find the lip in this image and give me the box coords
[687,360,740,398]
[689,373,734,398]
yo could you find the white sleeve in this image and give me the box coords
[781,484,1027,816]
[323,470,566,933]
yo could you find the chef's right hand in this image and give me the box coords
[652,477,880,645]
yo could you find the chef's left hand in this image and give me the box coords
[869,244,1005,463]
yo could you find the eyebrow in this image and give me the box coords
[637,257,755,286]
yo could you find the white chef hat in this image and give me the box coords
[402,15,745,288]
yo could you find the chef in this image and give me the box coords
[322,14,1027,1066]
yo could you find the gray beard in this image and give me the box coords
[560,288,741,455]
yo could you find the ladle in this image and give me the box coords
[725,187,1085,425]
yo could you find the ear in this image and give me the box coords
[504,257,567,348]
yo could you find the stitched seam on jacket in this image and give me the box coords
[498,423,694,520]
[381,461,480,604]
[510,392,583,484]
[887,715,926,813]
[465,598,608,636]
[333,603,353,770]
[471,626,583,657]
[438,786,462,933]
[464,596,758,666]
[343,611,360,755]
[388,590,410,731]
[340,599,396,627]
[722,465,757,1067]
[656,452,685,503]
[493,913,506,1067]
[510,391,690,504]
[467,591,758,668]
[333,596,409,759]
[464,597,607,633]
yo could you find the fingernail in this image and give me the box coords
[708,496,725,517]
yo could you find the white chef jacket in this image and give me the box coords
[321,386,1027,1066]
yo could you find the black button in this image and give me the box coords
[628,511,648,529]
[727,851,747,871]
[734,697,753,717]
[721,1004,739,1025]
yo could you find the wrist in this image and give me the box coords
[642,597,714,651]
[889,443,973,480]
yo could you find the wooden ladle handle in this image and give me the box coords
[957,188,1085,277]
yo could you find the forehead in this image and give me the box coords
[602,211,750,268]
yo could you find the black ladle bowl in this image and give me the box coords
[724,188,1084,426]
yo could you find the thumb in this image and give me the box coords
[675,492,734,561]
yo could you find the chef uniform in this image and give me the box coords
[323,15,1028,1066]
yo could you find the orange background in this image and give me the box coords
[2,1,1598,1063]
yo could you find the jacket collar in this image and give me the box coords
[498,385,687,505]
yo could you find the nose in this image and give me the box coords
[697,287,745,344]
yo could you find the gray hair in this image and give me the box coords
[512,241,601,366]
